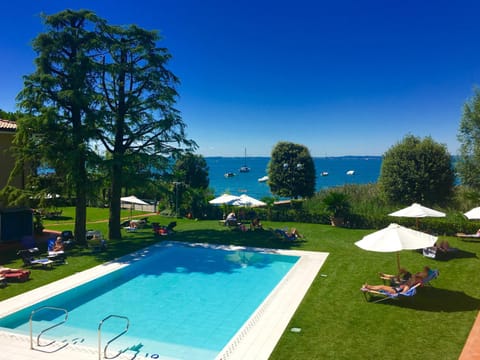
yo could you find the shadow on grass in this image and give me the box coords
[88,228,304,264]
[449,249,478,260]
[170,228,305,250]
[382,287,480,312]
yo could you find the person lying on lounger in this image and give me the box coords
[378,267,412,285]
[410,266,433,282]
[362,282,411,295]
[53,236,64,252]
[433,240,457,253]
[274,227,303,240]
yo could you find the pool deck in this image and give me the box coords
[0,242,329,360]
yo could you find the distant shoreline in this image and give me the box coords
[205,155,383,159]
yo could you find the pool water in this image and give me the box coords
[0,242,299,359]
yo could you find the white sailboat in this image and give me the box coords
[239,148,250,173]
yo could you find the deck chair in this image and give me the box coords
[360,283,421,303]
[274,228,297,241]
[419,269,439,286]
[0,267,30,282]
[47,238,67,264]
[60,230,75,247]
[422,246,457,260]
[17,248,54,268]
[86,230,107,252]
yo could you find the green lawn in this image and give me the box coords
[1,208,479,359]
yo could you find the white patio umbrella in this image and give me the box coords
[208,194,240,205]
[355,223,437,271]
[464,207,480,220]
[121,195,149,219]
[121,195,149,206]
[231,194,266,207]
[389,203,445,227]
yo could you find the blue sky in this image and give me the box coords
[1,0,479,157]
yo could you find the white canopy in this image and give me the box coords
[231,194,266,207]
[208,194,239,205]
[464,207,480,220]
[389,203,445,218]
[120,195,149,206]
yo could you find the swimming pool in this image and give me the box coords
[0,242,316,359]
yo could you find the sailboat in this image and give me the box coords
[239,148,250,173]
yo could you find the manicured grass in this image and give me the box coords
[1,209,479,359]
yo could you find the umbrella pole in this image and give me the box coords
[396,252,401,272]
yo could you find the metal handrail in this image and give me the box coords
[98,314,130,360]
[29,306,69,351]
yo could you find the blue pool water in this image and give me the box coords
[0,242,299,359]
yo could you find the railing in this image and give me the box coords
[98,314,130,360]
[29,306,69,352]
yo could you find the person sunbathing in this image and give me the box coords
[52,236,64,252]
[378,267,412,284]
[435,240,452,252]
[408,266,436,284]
[362,282,410,295]
[274,227,303,240]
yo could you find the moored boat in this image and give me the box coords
[239,148,250,172]
[258,175,269,182]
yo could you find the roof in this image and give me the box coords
[0,119,17,132]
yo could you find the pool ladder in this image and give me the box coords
[98,314,130,360]
[29,306,69,352]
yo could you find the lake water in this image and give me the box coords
[206,156,382,199]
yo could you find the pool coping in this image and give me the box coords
[0,241,329,360]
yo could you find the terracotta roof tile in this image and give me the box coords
[0,119,17,131]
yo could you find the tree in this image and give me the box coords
[94,23,196,239]
[379,135,454,205]
[174,153,209,189]
[14,10,103,245]
[457,88,480,190]
[172,153,211,218]
[268,142,316,198]
[322,191,351,226]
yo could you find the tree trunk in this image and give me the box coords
[109,159,123,240]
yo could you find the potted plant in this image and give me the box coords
[323,191,351,227]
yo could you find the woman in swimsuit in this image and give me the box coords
[362,282,410,295]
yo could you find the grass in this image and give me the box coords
[1,208,480,359]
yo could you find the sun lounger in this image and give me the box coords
[456,232,480,238]
[422,246,457,260]
[360,283,421,303]
[419,269,439,286]
[17,248,54,269]
[0,267,31,282]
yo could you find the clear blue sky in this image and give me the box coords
[1,0,479,157]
